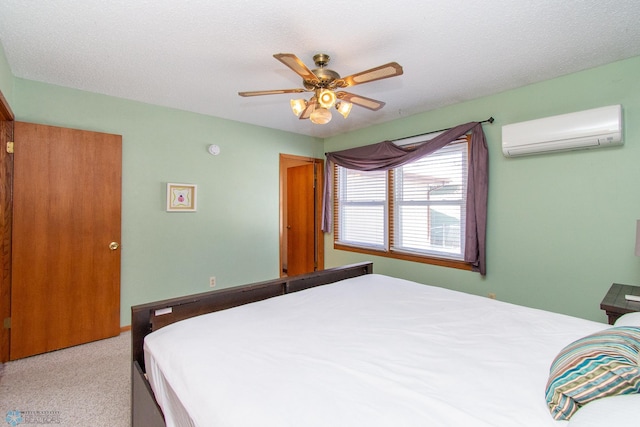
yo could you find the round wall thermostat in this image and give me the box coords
[208,144,221,155]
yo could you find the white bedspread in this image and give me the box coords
[144,274,607,427]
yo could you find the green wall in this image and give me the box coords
[1,43,638,326]
[8,78,323,326]
[324,55,640,322]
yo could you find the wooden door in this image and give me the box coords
[10,122,122,360]
[286,164,316,276]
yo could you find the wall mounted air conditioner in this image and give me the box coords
[502,105,623,157]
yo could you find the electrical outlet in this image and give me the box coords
[209,276,216,288]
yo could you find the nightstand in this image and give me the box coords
[600,283,640,325]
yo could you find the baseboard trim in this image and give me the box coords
[120,325,131,333]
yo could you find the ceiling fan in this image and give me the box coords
[238,53,403,124]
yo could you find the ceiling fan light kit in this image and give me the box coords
[290,91,352,122]
[239,53,403,125]
[310,107,332,125]
[318,89,337,108]
[290,98,306,116]
[336,101,352,119]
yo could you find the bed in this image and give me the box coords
[131,262,640,427]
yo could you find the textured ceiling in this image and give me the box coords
[1,0,639,138]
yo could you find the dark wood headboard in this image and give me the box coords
[131,262,373,371]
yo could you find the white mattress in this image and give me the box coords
[144,274,608,427]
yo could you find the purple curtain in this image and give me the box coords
[322,121,488,275]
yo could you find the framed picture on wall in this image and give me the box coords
[166,183,197,212]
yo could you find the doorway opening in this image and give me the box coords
[279,154,324,277]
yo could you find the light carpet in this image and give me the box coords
[0,332,130,427]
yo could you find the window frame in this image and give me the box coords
[333,136,474,272]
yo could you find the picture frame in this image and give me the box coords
[166,183,197,212]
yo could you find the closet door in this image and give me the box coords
[286,163,316,276]
[10,122,122,360]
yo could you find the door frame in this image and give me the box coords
[0,90,14,363]
[279,154,324,277]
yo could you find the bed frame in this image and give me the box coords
[131,262,373,427]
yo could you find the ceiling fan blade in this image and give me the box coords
[336,62,403,87]
[273,53,318,83]
[299,97,316,120]
[238,88,306,97]
[336,92,386,111]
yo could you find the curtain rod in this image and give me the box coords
[392,117,495,142]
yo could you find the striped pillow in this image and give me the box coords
[545,326,640,420]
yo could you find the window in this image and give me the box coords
[336,167,388,250]
[334,137,471,269]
